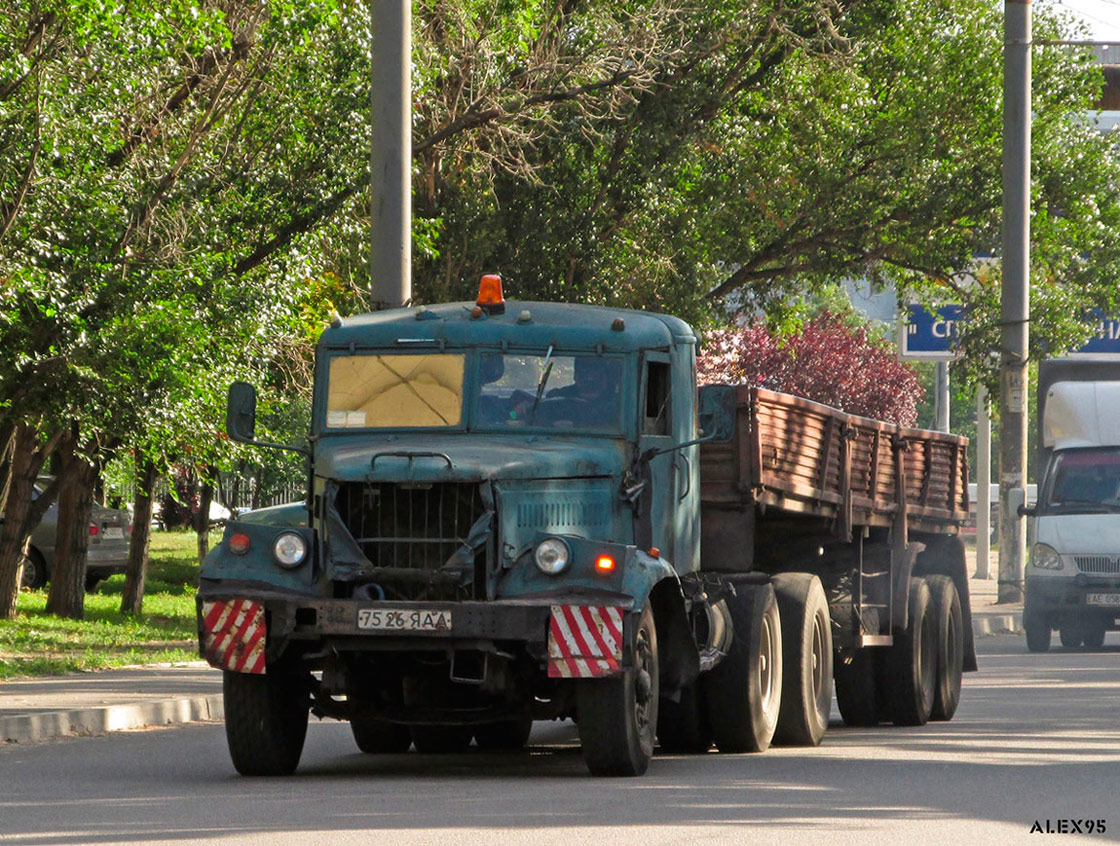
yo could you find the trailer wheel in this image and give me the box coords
[474,718,533,750]
[657,682,712,754]
[702,582,782,753]
[883,577,936,726]
[1083,624,1107,649]
[833,651,881,727]
[1024,607,1051,653]
[925,575,963,722]
[577,604,659,776]
[1059,625,1083,649]
[351,716,412,753]
[410,724,473,753]
[771,572,832,746]
[223,669,308,776]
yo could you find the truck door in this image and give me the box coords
[638,352,677,564]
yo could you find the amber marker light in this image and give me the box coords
[595,555,616,573]
[229,533,251,555]
[476,274,506,314]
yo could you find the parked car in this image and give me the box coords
[20,479,132,591]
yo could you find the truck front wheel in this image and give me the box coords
[223,669,309,776]
[577,604,659,776]
[771,572,832,746]
[703,582,783,753]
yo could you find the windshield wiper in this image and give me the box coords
[528,345,554,425]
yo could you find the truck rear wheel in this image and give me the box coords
[834,651,881,727]
[351,716,412,753]
[577,604,659,776]
[926,575,963,722]
[883,577,935,726]
[223,669,309,776]
[702,582,782,753]
[474,718,533,750]
[771,573,832,746]
[657,682,712,754]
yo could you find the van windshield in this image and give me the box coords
[476,352,622,432]
[1043,448,1120,513]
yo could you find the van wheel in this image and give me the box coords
[1059,625,1083,649]
[223,669,309,776]
[703,582,782,753]
[577,604,659,776]
[926,575,963,722]
[771,572,832,746]
[834,650,881,727]
[1024,608,1051,653]
[1083,625,1107,649]
[19,549,47,590]
[657,682,711,754]
[883,578,936,726]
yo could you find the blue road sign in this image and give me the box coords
[1071,311,1120,356]
[900,304,964,360]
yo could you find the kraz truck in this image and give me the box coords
[198,278,976,777]
[1023,358,1120,651]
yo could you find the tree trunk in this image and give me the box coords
[45,434,97,619]
[194,466,214,563]
[121,457,158,615]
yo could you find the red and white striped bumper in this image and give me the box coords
[200,599,266,674]
[547,605,625,678]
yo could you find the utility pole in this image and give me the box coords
[370,0,411,310]
[976,387,992,579]
[998,0,1031,603]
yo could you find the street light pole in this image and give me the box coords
[370,0,412,311]
[998,0,1031,603]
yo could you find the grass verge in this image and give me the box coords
[0,529,216,681]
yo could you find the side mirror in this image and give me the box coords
[227,382,258,443]
[1007,487,1027,518]
[698,384,736,442]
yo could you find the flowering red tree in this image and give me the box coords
[698,313,924,426]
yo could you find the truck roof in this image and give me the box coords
[317,301,696,353]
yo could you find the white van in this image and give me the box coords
[1023,360,1120,652]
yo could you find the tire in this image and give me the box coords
[474,718,533,750]
[702,582,782,753]
[19,549,47,590]
[351,716,412,753]
[657,682,712,754]
[577,604,659,776]
[882,577,936,727]
[926,575,964,722]
[771,573,833,747]
[1024,608,1051,653]
[1059,625,1084,649]
[223,669,309,776]
[410,724,473,753]
[834,650,881,727]
[1083,624,1107,650]
[84,573,103,593]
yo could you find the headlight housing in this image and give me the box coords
[273,531,309,569]
[1031,543,1063,570]
[534,537,571,575]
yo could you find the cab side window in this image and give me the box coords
[644,361,671,436]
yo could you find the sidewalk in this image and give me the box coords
[1,568,1024,747]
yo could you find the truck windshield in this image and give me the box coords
[476,352,622,432]
[1044,448,1120,513]
[325,353,465,428]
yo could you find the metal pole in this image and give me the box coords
[935,361,951,433]
[998,0,1031,604]
[370,0,411,310]
[976,386,992,579]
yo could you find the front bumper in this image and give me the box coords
[1025,576,1120,627]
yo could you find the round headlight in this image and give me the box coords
[534,538,570,575]
[1031,543,1063,571]
[273,532,308,569]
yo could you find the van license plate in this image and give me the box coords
[356,607,452,632]
[1086,593,1120,607]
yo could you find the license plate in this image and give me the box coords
[103,527,124,540]
[1086,593,1120,607]
[356,606,452,632]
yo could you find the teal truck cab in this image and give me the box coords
[199,280,975,777]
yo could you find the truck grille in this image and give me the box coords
[336,482,487,599]
[1075,555,1120,575]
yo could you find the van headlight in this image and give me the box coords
[1031,543,1063,570]
[534,538,570,575]
[273,532,309,569]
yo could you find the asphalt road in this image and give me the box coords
[2,635,1118,846]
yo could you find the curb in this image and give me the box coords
[0,694,224,745]
[972,613,1023,637]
